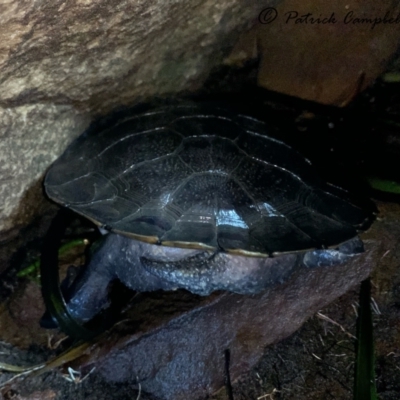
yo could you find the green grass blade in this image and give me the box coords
[17,238,87,279]
[366,177,400,195]
[354,278,378,400]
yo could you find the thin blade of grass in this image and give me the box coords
[354,278,378,400]
[17,238,88,279]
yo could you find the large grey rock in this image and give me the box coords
[0,0,271,248]
[0,105,89,241]
[0,0,261,111]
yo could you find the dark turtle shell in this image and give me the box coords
[45,102,375,256]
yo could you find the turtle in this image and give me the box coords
[42,100,376,337]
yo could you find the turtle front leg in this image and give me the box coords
[66,233,182,322]
[66,235,117,323]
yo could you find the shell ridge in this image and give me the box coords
[96,127,168,158]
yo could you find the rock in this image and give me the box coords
[227,0,400,106]
[0,1,260,112]
[72,216,384,400]
[0,105,89,241]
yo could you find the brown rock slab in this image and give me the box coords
[228,0,400,106]
[72,221,383,400]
